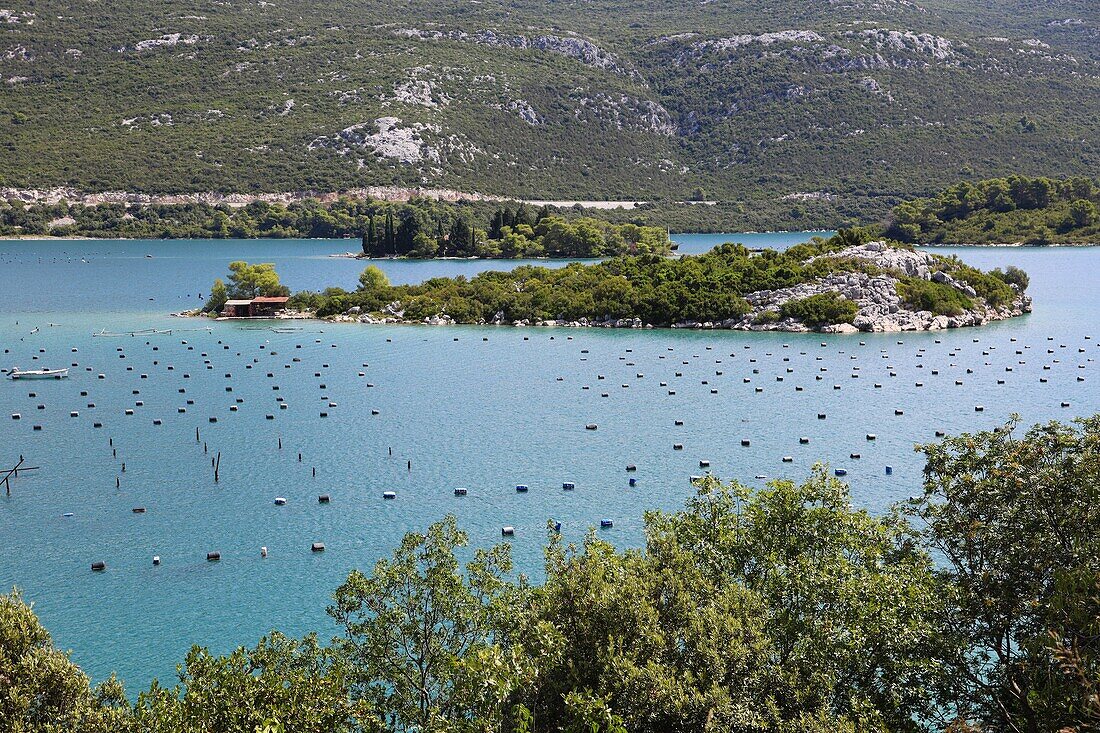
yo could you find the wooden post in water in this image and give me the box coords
[214,452,221,483]
[2,457,41,496]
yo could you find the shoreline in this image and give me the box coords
[4,233,1097,249]
[183,310,1030,334]
[919,241,1100,248]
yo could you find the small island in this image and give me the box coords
[202,231,1031,333]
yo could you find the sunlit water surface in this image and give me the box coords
[1,233,1097,691]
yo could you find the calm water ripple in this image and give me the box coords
[1,234,1097,690]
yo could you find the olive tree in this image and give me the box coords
[907,416,1100,732]
[328,516,532,732]
[0,589,130,733]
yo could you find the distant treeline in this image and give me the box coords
[885,176,1100,245]
[0,197,668,258]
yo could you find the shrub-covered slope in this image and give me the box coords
[0,0,1097,225]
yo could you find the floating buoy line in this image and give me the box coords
[3,325,1095,574]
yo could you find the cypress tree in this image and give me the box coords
[385,210,395,255]
[514,203,532,228]
[489,209,504,240]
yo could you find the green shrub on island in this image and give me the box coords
[778,292,858,327]
[294,235,873,325]
[753,309,781,325]
[953,265,1015,307]
[887,176,1100,245]
[5,416,1100,732]
[991,265,1030,291]
[896,277,973,316]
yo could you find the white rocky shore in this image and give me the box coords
[725,241,1032,333]
[326,241,1030,333]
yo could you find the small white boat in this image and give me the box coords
[8,367,69,380]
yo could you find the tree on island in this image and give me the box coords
[513,203,533,228]
[206,278,228,313]
[226,261,290,299]
[204,262,289,312]
[384,210,395,256]
[357,265,389,292]
[1069,199,1097,229]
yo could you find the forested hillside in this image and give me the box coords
[0,0,1097,224]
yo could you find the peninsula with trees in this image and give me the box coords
[884,176,1100,246]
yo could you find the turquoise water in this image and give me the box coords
[2,234,1098,693]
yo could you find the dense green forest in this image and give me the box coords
[275,231,1023,326]
[5,177,1097,245]
[0,197,669,258]
[0,0,1097,225]
[4,416,1099,732]
[885,176,1100,244]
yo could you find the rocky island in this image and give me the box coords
[250,231,1030,333]
[731,240,1031,333]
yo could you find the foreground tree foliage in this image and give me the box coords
[907,416,1100,732]
[514,468,943,732]
[4,417,1100,732]
[130,633,363,733]
[327,516,534,732]
[0,590,130,733]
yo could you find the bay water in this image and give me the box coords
[1,233,1097,691]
